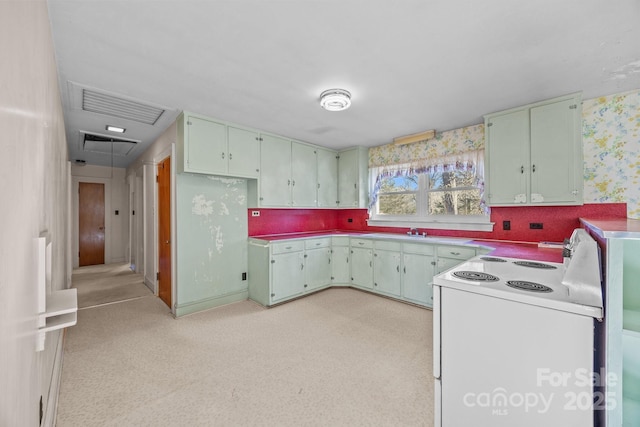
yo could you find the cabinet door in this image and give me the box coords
[260,135,291,206]
[373,250,401,297]
[317,148,338,207]
[403,253,435,306]
[186,116,227,174]
[305,248,331,291]
[436,257,463,274]
[530,98,581,204]
[338,148,358,207]
[331,246,350,284]
[485,109,529,205]
[228,127,260,178]
[271,251,304,303]
[291,142,317,207]
[351,247,373,289]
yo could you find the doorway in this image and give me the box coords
[157,157,172,308]
[79,182,105,267]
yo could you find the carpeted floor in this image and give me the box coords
[72,263,152,309]
[56,288,434,426]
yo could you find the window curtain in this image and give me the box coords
[368,149,488,214]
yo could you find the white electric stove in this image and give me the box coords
[433,229,604,427]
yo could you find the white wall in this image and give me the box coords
[71,164,128,267]
[0,1,70,425]
[127,122,177,292]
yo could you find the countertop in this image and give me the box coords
[249,230,564,262]
[580,217,640,239]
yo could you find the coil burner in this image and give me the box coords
[506,280,553,293]
[452,271,500,282]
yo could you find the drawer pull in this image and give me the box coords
[450,252,461,256]
[285,246,292,249]
[358,242,365,245]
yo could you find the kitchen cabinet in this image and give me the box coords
[304,238,331,291]
[338,146,369,208]
[350,239,373,290]
[271,241,305,303]
[402,243,436,307]
[259,136,318,207]
[291,141,318,207]
[227,126,260,178]
[580,219,640,427]
[373,241,401,297]
[259,134,292,206]
[484,92,583,206]
[317,147,339,207]
[176,113,227,175]
[176,113,260,178]
[331,236,350,284]
[435,245,478,273]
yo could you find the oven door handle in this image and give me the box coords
[433,283,441,379]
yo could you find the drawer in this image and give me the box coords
[305,238,331,249]
[436,245,476,260]
[402,243,434,255]
[271,240,304,254]
[350,238,373,249]
[373,240,401,251]
[331,236,350,246]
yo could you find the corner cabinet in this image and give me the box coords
[176,112,259,178]
[484,93,583,206]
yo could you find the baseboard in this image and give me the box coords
[42,331,65,427]
[175,291,248,317]
[144,276,155,293]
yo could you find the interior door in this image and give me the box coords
[79,182,105,266]
[158,157,172,308]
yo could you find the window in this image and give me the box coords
[368,150,492,231]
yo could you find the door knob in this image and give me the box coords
[98,226,105,231]
[165,240,170,244]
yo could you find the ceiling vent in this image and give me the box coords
[82,89,165,125]
[82,132,138,157]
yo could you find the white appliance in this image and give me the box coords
[433,229,604,427]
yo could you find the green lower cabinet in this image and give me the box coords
[373,250,401,297]
[351,247,373,289]
[305,247,331,291]
[402,252,436,307]
[331,245,350,284]
[271,251,305,303]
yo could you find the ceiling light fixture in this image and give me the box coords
[319,89,351,111]
[106,125,126,133]
[393,129,436,145]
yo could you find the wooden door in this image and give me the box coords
[79,182,105,266]
[158,157,172,308]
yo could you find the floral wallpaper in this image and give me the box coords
[370,89,640,218]
[369,124,484,167]
[582,90,640,218]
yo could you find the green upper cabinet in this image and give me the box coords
[291,141,318,207]
[177,113,227,175]
[259,134,292,206]
[317,148,339,207]
[227,126,260,178]
[338,146,369,208]
[177,113,259,178]
[484,93,583,206]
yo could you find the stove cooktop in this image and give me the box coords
[433,255,603,318]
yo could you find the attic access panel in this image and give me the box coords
[82,133,137,157]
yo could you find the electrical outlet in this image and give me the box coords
[529,222,543,229]
[251,211,260,217]
[503,220,511,230]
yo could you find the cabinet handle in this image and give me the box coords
[397,265,400,272]
[358,242,364,246]
[285,246,292,249]
[301,263,304,270]
[288,179,291,186]
[520,166,524,174]
[346,257,349,263]
[374,283,378,287]
[292,180,296,186]
[221,152,225,159]
[369,261,372,267]
[229,153,233,160]
[304,284,308,288]
[317,183,320,189]
[403,266,406,273]
[532,164,536,173]
[354,183,357,189]
[450,252,461,256]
